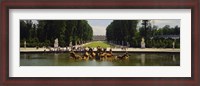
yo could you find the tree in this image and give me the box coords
[106,20,138,46]
[20,20,93,47]
[140,20,151,39]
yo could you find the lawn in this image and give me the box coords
[83,41,113,48]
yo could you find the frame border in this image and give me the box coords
[1,0,199,86]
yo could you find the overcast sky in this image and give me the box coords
[31,19,180,35]
[87,20,113,35]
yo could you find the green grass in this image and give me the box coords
[83,41,113,48]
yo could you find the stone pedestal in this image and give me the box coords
[54,38,59,48]
[69,42,72,47]
[141,37,145,48]
[141,43,145,48]
[172,41,175,49]
[24,41,26,49]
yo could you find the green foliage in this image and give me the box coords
[140,20,152,39]
[20,20,93,47]
[106,20,138,47]
[106,20,180,48]
[143,38,179,48]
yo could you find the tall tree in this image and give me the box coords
[20,20,93,47]
[140,20,151,39]
[106,20,138,46]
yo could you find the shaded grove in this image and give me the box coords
[20,20,93,47]
[106,20,180,48]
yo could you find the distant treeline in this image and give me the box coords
[20,20,93,47]
[106,20,180,48]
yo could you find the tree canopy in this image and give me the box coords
[20,20,93,47]
[106,20,138,47]
[106,20,180,48]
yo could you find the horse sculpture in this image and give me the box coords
[69,51,82,60]
[69,47,129,61]
[88,48,96,59]
[82,49,90,60]
[116,52,129,60]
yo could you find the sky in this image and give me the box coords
[88,19,180,35]
[31,19,180,35]
[87,20,113,35]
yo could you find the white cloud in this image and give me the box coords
[137,20,180,29]
[91,26,106,35]
[153,20,180,28]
